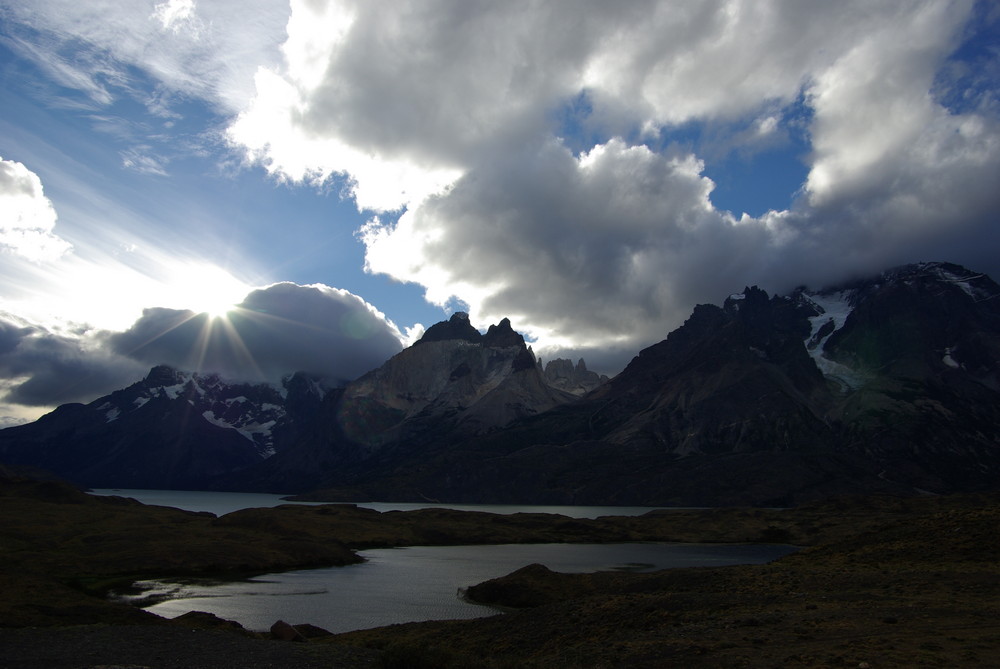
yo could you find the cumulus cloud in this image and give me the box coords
[107,282,404,384]
[226,1,919,207]
[362,138,765,351]
[7,0,1000,377]
[228,0,999,372]
[0,157,73,262]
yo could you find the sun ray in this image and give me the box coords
[209,308,268,380]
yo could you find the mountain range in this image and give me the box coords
[1,261,997,506]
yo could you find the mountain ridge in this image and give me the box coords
[289,261,1000,505]
[2,261,998,505]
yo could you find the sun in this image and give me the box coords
[167,262,252,319]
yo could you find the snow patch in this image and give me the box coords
[935,266,979,299]
[804,291,854,342]
[201,410,277,458]
[133,397,150,409]
[801,291,865,390]
[162,383,185,399]
[928,263,997,302]
[201,410,231,430]
[105,408,120,423]
[942,347,960,369]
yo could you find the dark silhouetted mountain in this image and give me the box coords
[225,314,579,492]
[413,311,483,346]
[0,366,329,489]
[2,262,998,505]
[284,262,1000,506]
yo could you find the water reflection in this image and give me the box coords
[137,542,795,633]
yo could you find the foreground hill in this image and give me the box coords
[336,492,1000,668]
[1,471,997,668]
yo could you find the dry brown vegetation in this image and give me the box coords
[1,475,998,667]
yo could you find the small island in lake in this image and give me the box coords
[1,471,997,668]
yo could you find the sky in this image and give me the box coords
[1,0,999,425]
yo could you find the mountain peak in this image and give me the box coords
[415,312,483,345]
[483,317,525,348]
[142,365,184,387]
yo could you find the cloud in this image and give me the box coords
[226,0,922,209]
[1,0,289,113]
[230,0,999,372]
[152,0,197,34]
[0,282,405,420]
[361,138,766,353]
[107,282,404,384]
[6,0,1000,377]
[0,315,146,407]
[120,148,169,176]
[0,157,73,262]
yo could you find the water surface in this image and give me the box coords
[91,488,669,518]
[134,542,795,633]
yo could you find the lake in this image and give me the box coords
[128,542,795,633]
[90,488,678,518]
[94,489,794,633]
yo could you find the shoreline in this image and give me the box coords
[3,475,998,667]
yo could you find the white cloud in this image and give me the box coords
[341,0,998,370]
[152,0,197,34]
[227,67,462,211]
[0,157,73,262]
[120,148,169,176]
[5,0,999,376]
[804,2,974,205]
[228,0,936,204]
[1,0,289,113]
[361,137,769,355]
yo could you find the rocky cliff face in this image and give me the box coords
[299,262,1000,506]
[800,262,1000,492]
[228,313,581,492]
[334,313,576,444]
[539,358,608,395]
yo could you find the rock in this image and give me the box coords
[290,623,334,639]
[171,610,246,633]
[540,357,608,395]
[269,619,307,642]
[414,312,482,345]
[483,317,525,348]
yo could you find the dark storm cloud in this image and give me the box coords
[0,282,405,417]
[0,316,146,407]
[107,282,404,384]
